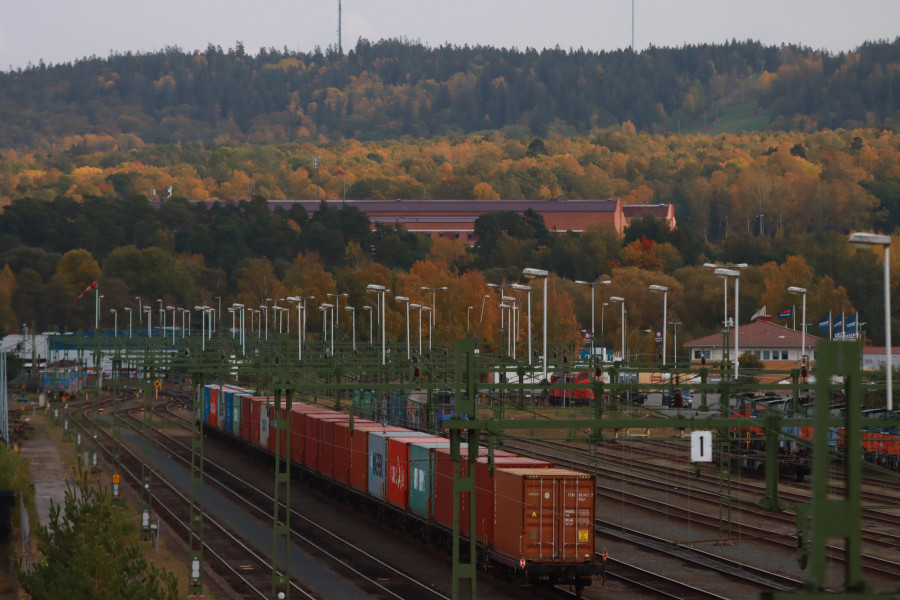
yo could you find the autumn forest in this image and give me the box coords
[1,38,900,356]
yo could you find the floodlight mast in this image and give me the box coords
[522,268,549,380]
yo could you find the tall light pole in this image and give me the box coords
[124,307,133,338]
[411,304,423,355]
[522,268,549,381]
[167,306,176,344]
[232,303,245,356]
[422,307,432,352]
[345,306,356,352]
[367,284,387,366]
[327,292,348,338]
[466,306,474,336]
[575,279,611,359]
[714,269,742,380]
[477,293,491,343]
[849,232,893,410]
[649,285,668,366]
[420,286,447,346]
[787,286,808,367]
[109,309,117,338]
[669,320,681,364]
[320,303,334,357]
[260,304,269,341]
[395,296,411,360]
[287,297,304,361]
[363,305,373,348]
[601,302,609,348]
[610,296,626,362]
[144,306,152,337]
[512,284,532,365]
[705,262,747,373]
[194,306,209,351]
[501,295,517,358]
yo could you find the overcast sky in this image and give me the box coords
[2,0,899,71]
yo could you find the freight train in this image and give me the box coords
[198,383,600,595]
[727,395,900,477]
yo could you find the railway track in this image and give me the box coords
[504,435,900,588]
[131,398,457,600]
[68,394,311,599]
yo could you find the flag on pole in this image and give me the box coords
[778,307,793,319]
[751,306,767,321]
[818,312,831,335]
[845,312,858,339]
[75,281,98,303]
[833,313,844,340]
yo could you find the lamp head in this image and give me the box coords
[849,232,891,248]
[522,267,549,279]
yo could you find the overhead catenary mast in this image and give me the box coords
[338,0,342,55]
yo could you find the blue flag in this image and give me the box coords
[818,312,831,334]
[778,307,793,318]
[845,313,858,339]
[833,313,844,338]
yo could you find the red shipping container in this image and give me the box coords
[433,448,515,535]
[248,396,268,447]
[288,407,306,465]
[493,468,596,565]
[317,415,353,478]
[240,393,252,442]
[286,404,334,468]
[332,418,379,485]
[345,423,408,493]
[385,436,443,509]
[208,386,219,428]
[301,409,340,471]
[475,455,553,545]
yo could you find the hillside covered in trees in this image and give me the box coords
[2,38,900,148]
[1,38,900,353]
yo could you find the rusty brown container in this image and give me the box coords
[492,468,595,565]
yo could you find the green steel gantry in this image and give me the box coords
[47,330,900,600]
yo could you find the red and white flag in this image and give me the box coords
[75,281,98,303]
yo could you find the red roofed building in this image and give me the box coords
[265,198,675,244]
[164,197,676,244]
[684,315,820,372]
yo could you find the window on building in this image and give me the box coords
[754,351,761,358]
[782,351,789,360]
[763,351,770,360]
[704,350,711,359]
[694,350,702,359]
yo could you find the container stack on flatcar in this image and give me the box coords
[198,383,599,594]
